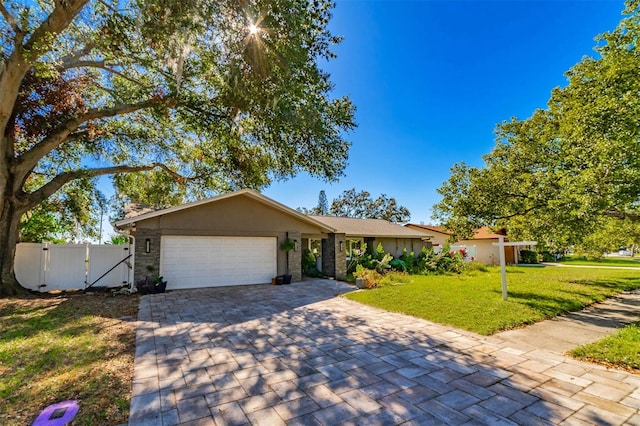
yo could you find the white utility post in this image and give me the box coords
[497,237,507,300]
[492,238,537,301]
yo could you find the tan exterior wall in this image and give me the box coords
[456,239,515,265]
[428,232,450,248]
[404,226,450,247]
[132,194,329,279]
[373,238,432,258]
[405,225,517,265]
[456,240,497,265]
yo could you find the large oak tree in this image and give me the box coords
[0,0,356,295]
[433,1,640,248]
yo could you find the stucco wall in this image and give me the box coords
[131,194,328,282]
[428,232,450,248]
[456,239,515,265]
[375,238,432,258]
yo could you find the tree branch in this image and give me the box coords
[18,97,168,175]
[25,0,88,53]
[182,103,230,123]
[62,60,149,87]
[604,210,640,222]
[59,42,95,66]
[22,162,188,209]
[493,204,547,220]
[0,3,21,35]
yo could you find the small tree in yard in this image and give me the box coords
[317,190,329,215]
[0,0,355,295]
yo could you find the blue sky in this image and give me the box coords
[99,0,625,239]
[262,0,626,224]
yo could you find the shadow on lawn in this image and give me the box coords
[126,279,626,425]
[0,294,138,425]
[499,289,587,316]
[570,276,640,290]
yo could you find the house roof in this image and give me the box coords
[113,189,336,233]
[471,227,507,240]
[406,224,507,240]
[406,224,450,235]
[310,216,431,239]
[124,203,155,219]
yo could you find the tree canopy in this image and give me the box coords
[300,188,411,223]
[19,178,103,243]
[0,0,356,294]
[433,0,640,248]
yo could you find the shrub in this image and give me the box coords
[540,251,556,262]
[353,265,382,288]
[378,272,412,287]
[520,249,539,264]
[302,248,322,277]
[416,245,465,274]
[398,249,418,273]
[352,243,468,283]
[136,275,167,295]
[389,258,407,272]
[373,253,393,274]
[464,261,489,273]
[347,242,393,274]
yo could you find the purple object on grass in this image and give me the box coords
[32,400,79,426]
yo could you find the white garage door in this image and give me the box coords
[160,236,277,289]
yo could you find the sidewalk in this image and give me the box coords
[542,261,640,270]
[495,288,640,353]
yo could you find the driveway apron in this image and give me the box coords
[129,279,640,425]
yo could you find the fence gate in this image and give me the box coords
[15,243,132,292]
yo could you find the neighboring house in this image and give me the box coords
[309,215,433,258]
[114,189,345,290]
[406,224,516,265]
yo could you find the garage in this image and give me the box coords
[115,189,337,287]
[160,236,277,289]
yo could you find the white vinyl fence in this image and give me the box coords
[15,243,132,292]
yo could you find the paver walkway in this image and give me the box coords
[129,279,640,425]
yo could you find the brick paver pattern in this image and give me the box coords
[129,280,640,425]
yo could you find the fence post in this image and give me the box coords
[40,242,49,292]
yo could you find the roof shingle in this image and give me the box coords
[406,224,507,240]
[310,216,431,239]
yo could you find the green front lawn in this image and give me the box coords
[570,322,640,372]
[0,293,139,425]
[558,256,640,267]
[346,266,640,335]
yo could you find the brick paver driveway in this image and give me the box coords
[129,279,640,425]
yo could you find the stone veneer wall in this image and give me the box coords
[286,230,302,282]
[133,228,161,282]
[322,233,346,280]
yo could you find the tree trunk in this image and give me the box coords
[0,193,28,297]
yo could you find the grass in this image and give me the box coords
[570,322,640,372]
[0,292,139,425]
[346,266,640,335]
[558,256,640,267]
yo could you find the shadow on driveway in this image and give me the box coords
[129,279,639,425]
